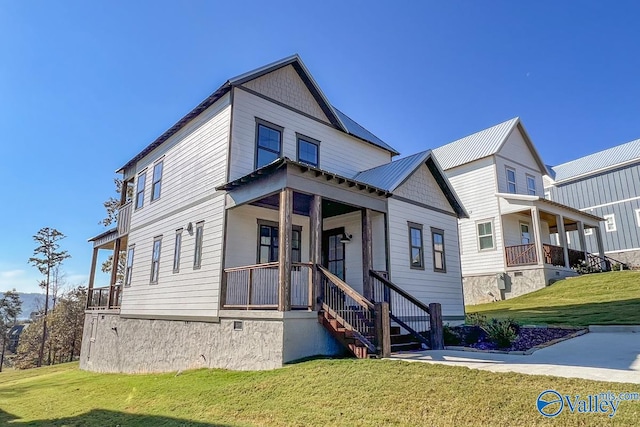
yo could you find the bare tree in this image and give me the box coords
[28,227,70,367]
[0,289,22,372]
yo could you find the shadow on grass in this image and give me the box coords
[472,298,640,327]
[0,408,232,427]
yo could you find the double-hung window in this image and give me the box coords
[408,222,424,269]
[124,246,135,287]
[173,229,182,273]
[296,134,319,167]
[477,221,494,250]
[150,236,162,284]
[431,228,446,273]
[255,119,283,168]
[257,220,301,263]
[526,174,536,195]
[506,167,517,193]
[604,214,616,232]
[135,171,146,209]
[194,221,204,269]
[151,160,163,201]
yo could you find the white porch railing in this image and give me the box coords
[222,262,313,310]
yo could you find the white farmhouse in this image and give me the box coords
[82,55,467,372]
[433,118,607,305]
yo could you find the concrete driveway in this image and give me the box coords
[389,330,640,384]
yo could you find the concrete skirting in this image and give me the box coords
[589,325,640,333]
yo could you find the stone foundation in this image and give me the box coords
[463,266,578,305]
[80,311,341,373]
[606,250,640,269]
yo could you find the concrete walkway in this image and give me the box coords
[389,331,640,384]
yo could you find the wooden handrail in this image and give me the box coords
[369,270,430,314]
[317,265,374,309]
[224,262,279,273]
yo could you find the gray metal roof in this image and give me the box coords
[354,150,430,191]
[432,117,520,170]
[117,54,397,172]
[550,137,640,183]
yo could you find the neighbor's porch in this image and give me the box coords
[498,193,605,271]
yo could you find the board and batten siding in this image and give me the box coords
[547,163,640,254]
[122,94,231,319]
[386,198,464,317]
[443,157,505,275]
[229,87,392,181]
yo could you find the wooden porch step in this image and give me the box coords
[318,310,374,359]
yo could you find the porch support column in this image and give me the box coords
[556,215,570,268]
[577,221,588,260]
[310,194,322,311]
[278,188,293,311]
[362,208,373,300]
[531,207,544,266]
[87,247,99,310]
[595,226,607,271]
[107,238,121,308]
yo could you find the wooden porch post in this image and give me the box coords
[87,247,99,309]
[429,303,444,350]
[556,214,570,268]
[278,188,293,311]
[309,194,322,311]
[107,238,121,308]
[362,208,373,300]
[375,301,391,358]
[576,221,588,261]
[531,207,544,266]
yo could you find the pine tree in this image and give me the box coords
[0,289,22,372]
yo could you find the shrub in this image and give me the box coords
[465,312,486,327]
[482,318,518,349]
[443,325,461,346]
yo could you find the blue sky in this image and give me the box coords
[1,1,639,293]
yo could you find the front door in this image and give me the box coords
[323,228,345,280]
[520,222,531,244]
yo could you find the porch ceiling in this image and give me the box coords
[497,193,603,227]
[250,193,360,218]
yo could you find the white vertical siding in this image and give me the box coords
[121,94,231,319]
[387,198,464,317]
[229,89,391,181]
[445,158,505,275]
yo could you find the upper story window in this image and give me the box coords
[477,220,495,251]
[124,245,135,287]
[526,174,536,196]
[151,160,163,201]
[431,228,446,273]
[257,220,302,263]
[506,167,517,193]
[150,236,162,284]
[408,222,424,270]
[135,170,146,209]
[255,119,283,168]
[296,134,320,167]
[603,214,616,232]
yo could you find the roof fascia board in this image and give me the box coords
[425,154,469,218]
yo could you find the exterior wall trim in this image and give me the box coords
[391,195,458,218]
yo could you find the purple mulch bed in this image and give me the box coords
[444,325,584,352]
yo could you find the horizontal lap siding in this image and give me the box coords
[445,158,505,274]
[496,130,544,196]
[230,89,391,181]
[122,95,231,318]
[387,198,464,317]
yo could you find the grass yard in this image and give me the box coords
[466,271,640,326]
[0,361,639,426]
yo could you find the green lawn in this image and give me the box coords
[467,271,640,326]
[1,361,639,426]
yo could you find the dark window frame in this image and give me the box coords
[431,228,446,273]
[256,219,302,264]
[150,236,162,284]
[296,133,320,167]
[254,118,284,169]
[124,245,135,287]
[151,159,164,202]
[194,221,204,269]
[408,222,425,270]
[173,228,182,273]
[135,170,147,210]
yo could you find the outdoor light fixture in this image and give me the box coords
[186,222,194,234]
[340,233,352,244]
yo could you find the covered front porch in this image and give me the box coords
[498,193,605,272]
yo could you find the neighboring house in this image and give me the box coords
[7,324,25,353]
[544,138,640,268]
[81,55,467,373]
[432,118,605,305]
